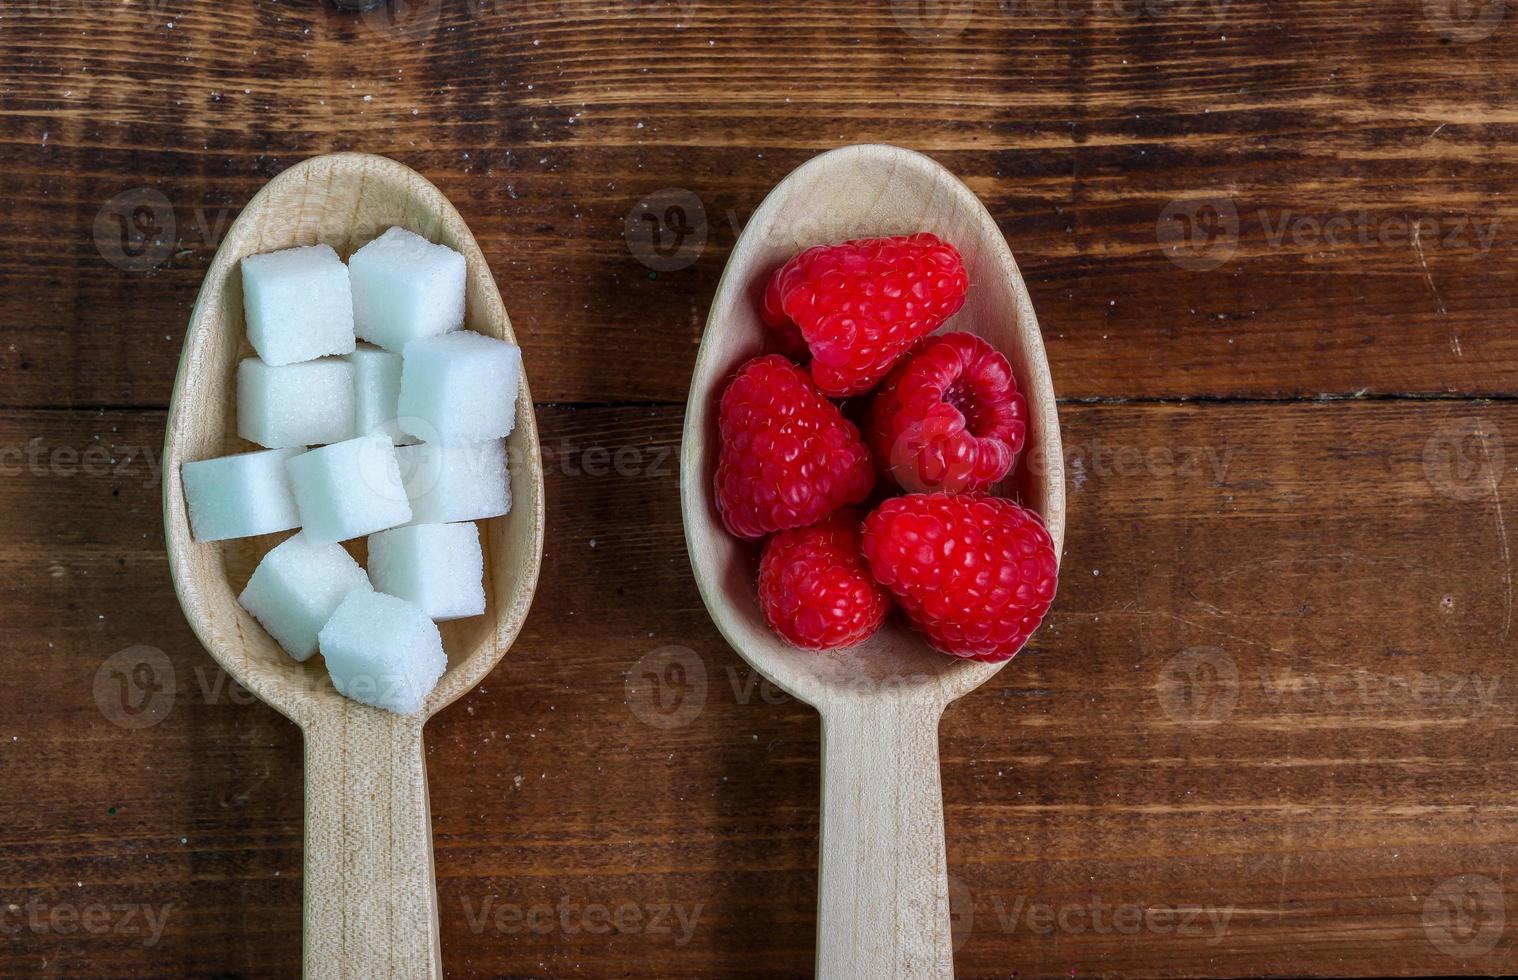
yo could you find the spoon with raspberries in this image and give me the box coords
[682,144,1065,977]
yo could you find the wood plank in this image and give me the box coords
[2,399,1514,977]
[2,1,1517,407]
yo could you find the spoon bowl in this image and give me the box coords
[163,152,545,979]
[681,144,1064,977]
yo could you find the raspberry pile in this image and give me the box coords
[714,233,1058,661]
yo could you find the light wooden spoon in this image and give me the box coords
[682,144,1066,978]
[162,152,545,979]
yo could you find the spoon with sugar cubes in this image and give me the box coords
[163,153,544,978]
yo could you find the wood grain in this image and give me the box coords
[4,1,1517,977]
[2,1,1517,407]
[4,400,1517,977]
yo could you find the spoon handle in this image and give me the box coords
[302,707,441,979]
[817,698,953,978]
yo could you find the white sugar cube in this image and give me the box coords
[286,433,413,545]
[237,357,356,449]
[398,332,522,445]
[346,343,414,445]
[368,523,485,621]
[318,589,446,714]
[395,440,511,525]
[181,448,302,542]
[241,243,356,366]
[238,533,371,662]
[349,227,467,353]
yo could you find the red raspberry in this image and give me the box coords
[715,355,875,540]
[868,332,1027,494]
[861,493,1057,662]
[758,511,890,650]
[759,284,809,357]
[762,233,969,397]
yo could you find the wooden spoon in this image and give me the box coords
[681,144,1066,978]
[162,153,545,979]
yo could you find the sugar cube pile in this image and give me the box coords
[179,226,522,714]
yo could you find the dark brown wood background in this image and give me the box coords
[3,0,1517,976]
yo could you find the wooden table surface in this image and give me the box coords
[3,1,1517,976]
